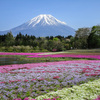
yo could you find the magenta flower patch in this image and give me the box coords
[0,56,100,99]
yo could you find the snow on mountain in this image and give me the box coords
[27,14,67,26]
[0,14,75,37]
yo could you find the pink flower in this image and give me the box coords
[38,78,45,81]
[93,96,100,100]
[31,79,36,81]
[13,98,21,100]
[24,97,29,100]
[24,80,28,82]
[53,76,60,79]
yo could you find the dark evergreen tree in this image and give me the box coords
[5,31,14,46]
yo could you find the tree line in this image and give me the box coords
[0,25,100,52]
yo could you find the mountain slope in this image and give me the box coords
[0,14,75,37]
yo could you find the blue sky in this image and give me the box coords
[0,0,100,31]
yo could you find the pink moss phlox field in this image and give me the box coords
[0,60,100,99]
[0,60,100,83]
[27,54,100,59]
[0,60,100,73]
[1,52,100,99]
[0,52,100,59]
[0,52,43,56]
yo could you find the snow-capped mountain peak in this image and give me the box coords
[27,14,67,27]
[0,14,75,37]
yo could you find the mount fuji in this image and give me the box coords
[0,14,75,37]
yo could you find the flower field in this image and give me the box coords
[0,58,100,100]
[35,78,100,100]
[0,52,100,60]
[27,53,100,60]
[0,52,100,100]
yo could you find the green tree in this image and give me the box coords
[15,32,24,45]
[0,35,6,46]
[87,26,100,48]
[5,31,14,46]
[46,38,64,51]
[75,28,90,49]
[55,35,64,41]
